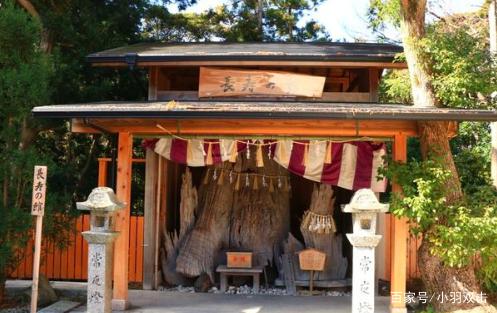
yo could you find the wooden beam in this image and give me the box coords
[156,90,371,102]
[91,60,407,69]
[390,133,408,313]
[148,67,159,101]
[155,157,170,289]
[369,68,380,102]
[143,149,158,290]
[112,132,133,311]
[71,118,419,138]
[97,158,109,187]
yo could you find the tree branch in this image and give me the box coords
[16,0,40,19]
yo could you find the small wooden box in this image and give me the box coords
[226,252,252,268]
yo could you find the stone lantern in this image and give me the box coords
[77,187,125,313]
[342,189,389,313]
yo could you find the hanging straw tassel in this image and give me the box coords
[252,175,259,190]
[256,143,264,167]
[205,142,214,165]
[229,141,238,163]
[217,169,224,185]
[268,178,275,193]
[325,141,333,164]
[203,168,211,185]
[235,173,241,190]
[302,143,310,167]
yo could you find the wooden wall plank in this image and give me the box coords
[128,216,137,282]
[67,227,75,280]
[25,236,34,278]
[82,214,89,279]
[74,216,83,279]
[60,247,67,279]
[148,67,159,101]
[136,217,144,283]
[142,149,158,289]
[369,68,380,102]
[46,242,54,279]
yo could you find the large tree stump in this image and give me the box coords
[173,145,290,281]
[176,163,234,279]
[300,184,347,280]
[228,146,290,267]
[161,169,197,285]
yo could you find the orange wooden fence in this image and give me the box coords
[407,231,422,280]
[10,214,419,283]
[9,214,144,283]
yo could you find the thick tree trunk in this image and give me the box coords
[400,1,481,311]
[417,122,481,312]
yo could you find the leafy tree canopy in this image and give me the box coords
[143,0,330,42]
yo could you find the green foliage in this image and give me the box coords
[367,0,401,39]
[143,0,329,42]
[0,1,52,281]
[379,10,496,196]
[380,159,497,291]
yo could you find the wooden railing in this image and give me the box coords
[9,214,144,283]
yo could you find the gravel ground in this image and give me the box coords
[159,285,350,297]
[0,305,29,313]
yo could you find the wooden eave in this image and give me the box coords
[87,42,407,69]
[31,100,497,138]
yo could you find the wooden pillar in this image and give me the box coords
[112,132,133,311]
[369,68,380,102]
[97,158,110,187]
[148,67,159,100]
[390,133,408,313]
[142,149,158,290]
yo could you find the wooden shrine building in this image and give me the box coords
[32,42,497,313]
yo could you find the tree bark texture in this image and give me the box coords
[400,1,481,311]
[175,163,234,279]
[162,168,197,286]
[174,146,290,280]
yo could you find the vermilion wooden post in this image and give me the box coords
[97,158,110,187]
[390,134,408,313]
[112,132,133,310]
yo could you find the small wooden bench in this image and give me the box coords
[216,265,264,293]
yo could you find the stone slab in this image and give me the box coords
[38,300,81,313]
[70,290,392,313]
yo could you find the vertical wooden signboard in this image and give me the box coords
[30,166,47,313]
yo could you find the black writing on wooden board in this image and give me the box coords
[31,166,47,216]
[199,67,326,98]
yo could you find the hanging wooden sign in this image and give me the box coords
[298,248,326,271]
[31,166,47,216]
[198,67,326,98]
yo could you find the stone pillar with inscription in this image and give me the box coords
[342,189,389,313]
[77,187,125,313]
